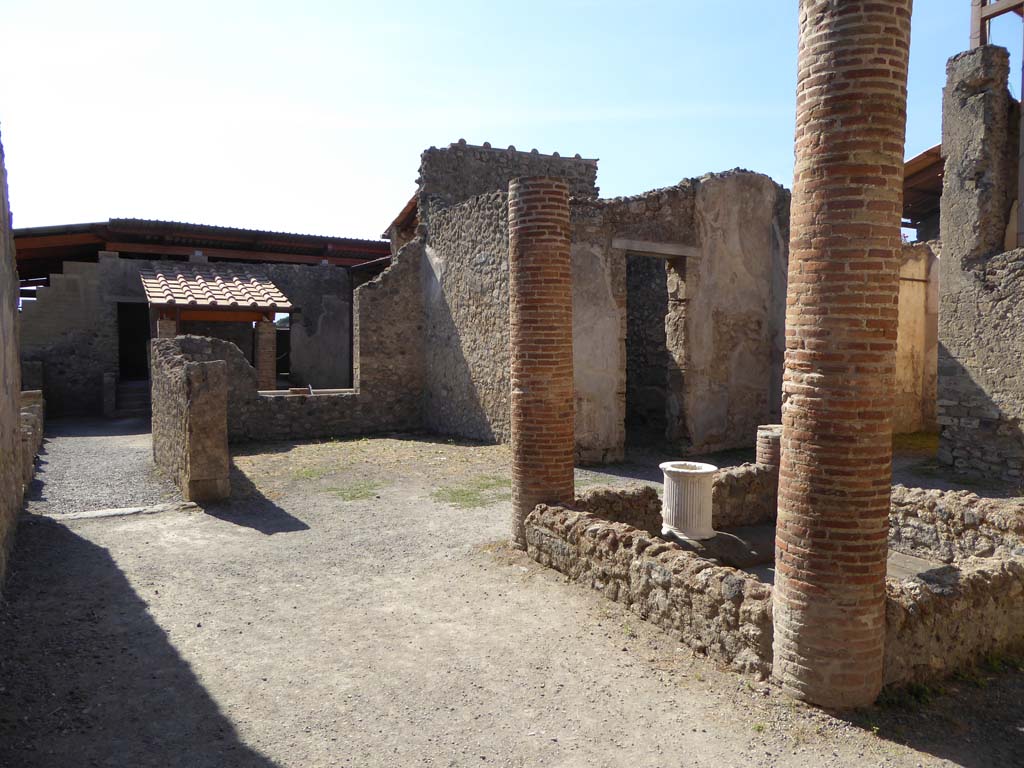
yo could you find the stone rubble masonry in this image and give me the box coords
[884,555,1024,686]
[888,485,1024,563]
[525,497,775,679]
[254,319,276,391]
[508,177,575,550]
[773,0,912,709]
[938,45,1024,483]
[0,130,24,589]
[418,141,598,214]
[19,391,45,495]
[150,339,230,502]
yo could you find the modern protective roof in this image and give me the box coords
[139,263,293,311]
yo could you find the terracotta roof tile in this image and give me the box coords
[139,264,293,310]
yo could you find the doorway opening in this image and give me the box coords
[117,303,152,381]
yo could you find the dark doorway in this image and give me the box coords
[625,254,670,447]
[117,303,151,381]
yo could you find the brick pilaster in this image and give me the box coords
[255,319,277,391]
[773,0,912,709]
[508,177,575,549]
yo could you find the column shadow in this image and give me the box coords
[0,516,281,768]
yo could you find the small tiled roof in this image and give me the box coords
[139,263,293,310]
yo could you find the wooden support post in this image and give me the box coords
[972,0,987,47]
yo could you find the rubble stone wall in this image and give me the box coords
[423,191,511,442]
[938,46,1024,481]
[711,463,779,529]
[150,339,230,501]
[525,501,774,678]
[888,485,1024,563]
[19,391,44,494]
[884,556,1024,686]
[0,133,23,585]
[417,141,598,212]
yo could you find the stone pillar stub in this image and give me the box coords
[940,45,1012,282]
[508,177,575,549]
[773,0,912,709]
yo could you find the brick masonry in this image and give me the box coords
[937,45,1024,482]
[508,177,575,549]
[773,0,912,708]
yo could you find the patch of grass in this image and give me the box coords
[328,480,382,502]
[293,465,328,481]
[431,475,511,509]
[752,723,765,734]
[622,622,637,639]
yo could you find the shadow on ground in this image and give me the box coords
[840,667,1024,768]
[197,460,310,535]
[44,416,152,437]
[0,517,280,768]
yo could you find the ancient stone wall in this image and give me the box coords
[884,556,1024,686]
[683,172,790,453]
[711,464,779,530]
[0,132,23,586]
[19,255,356,413]
[19,260,116,415]
[19,391,44,494]
[895,242,939,434]
[417,141,598,213]
[150,339,230,501]
[938,46,1024,482]
[888,485,1024,563]
[423,191,511,442]
[525,502,774,678]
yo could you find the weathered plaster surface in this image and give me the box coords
[895,242,939,434]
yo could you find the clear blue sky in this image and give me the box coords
[1,1,1021,240]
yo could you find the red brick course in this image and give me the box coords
[773,0,912,708]
[508,177,575,549]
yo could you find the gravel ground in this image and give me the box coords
[25,418,180,515]
[1,433,1020,767]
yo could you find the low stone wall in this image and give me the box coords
[19,391,44,494]
[888,485,1024,563]
[884,555,1024,686]
[527,484,1024,691]
[151,340,230,501]
[711,464,778,529]
[525,499,774,678]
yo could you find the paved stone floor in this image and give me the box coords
[0,432,1021,767]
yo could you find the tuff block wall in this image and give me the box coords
[150,339,230,501]
[508,177,575,549]
[773,0,912,708]
[938,46,1024,482]
[0,131,23,586]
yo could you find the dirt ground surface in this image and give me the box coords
[1,429,1022,767]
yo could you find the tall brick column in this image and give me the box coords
[508,177,574,549]
[255,319,277,391]
[773,0,912,709]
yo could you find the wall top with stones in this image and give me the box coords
[417,140,599,210]
[570,167,788,209]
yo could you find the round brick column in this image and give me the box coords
[508,177,575,550]
[773,0,912,709]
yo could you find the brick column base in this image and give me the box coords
[508,177,575,549]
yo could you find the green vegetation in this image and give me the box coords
[293,465,328,481]
[329,480,382,502]
[432,475,511,509]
